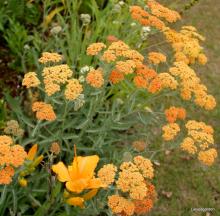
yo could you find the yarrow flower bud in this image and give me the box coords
[132,140,147,152]
[4,120,24,137]
[74,94,85,111]
[50,25,62,35]
[80,14,91,26]
[50,142,61,155]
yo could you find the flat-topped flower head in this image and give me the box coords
[38,52,63,64]
[43,64,73,96]
[39,52,63,64]
[148,52,166,64]
[87,42,106,56]
[98,164,117,186]
[65,79,83,100]
[108,195,135,216]
[133,156,154,179]
[109,70,125,84]
[180,137,197,154]
[32,101,56,121]
[198,148,217,166]
[180,121,217,165]
[86,68,104,88]
[147,0,181,23]
[22,72,40,88]
[4,120,24,137]
[162,123,180,141]
[165,106,186,123]
[0,166,15,185]
[0,135,27,185]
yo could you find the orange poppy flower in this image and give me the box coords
[52,146,105,207]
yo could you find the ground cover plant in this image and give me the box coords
[0,0,219,215]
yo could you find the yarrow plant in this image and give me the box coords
[0,0,218,215]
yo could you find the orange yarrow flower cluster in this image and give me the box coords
[108,195,135,216]
[133,64,177,93]
[108,156,156,216]
[32,101,56,121]
[169,61,216,110]
[22,72,40,88]
[98,164,117,186]
[87,40,145,85]
[165,106,186,123]
[130,5,165,30]
[162,123,180,141]
[163,26,207,65]
[0,135,27,184]
[148,52,166,65]
[86,42,106,56]
[134,183,157,215]
[147,0,181,23]
[43,64,73,96]
[109,70,125,84]
[180,120,217,166]
[65,79,83,100]
[86,68,104,88]
[38,52,63,64]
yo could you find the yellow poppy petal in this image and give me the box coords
[73,155,99,179]
[52,162,71,182]
[27,144,38,160]
[87,178,104,189]
[82,189,99,201]
[66,179,89,193]
[66,197,84,208]
[67,165,78,181]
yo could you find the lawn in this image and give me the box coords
[150,0,220,215]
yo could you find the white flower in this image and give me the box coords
[142,26,151,33]
[80,14,91,26]
[113,4,121,13]
[130,22,137,27]
[118,1,125,6]
[141,26,151,40]
[74,94,85,111]
[80,66,90,74]
[50,26,62,35]
[79,75,85,83]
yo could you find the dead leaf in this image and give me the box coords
[153,161,161,166]
[161,190,173,198]
[180,155,191,161]
[165,150,171,155]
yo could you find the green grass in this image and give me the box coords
[149,0,220,215]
